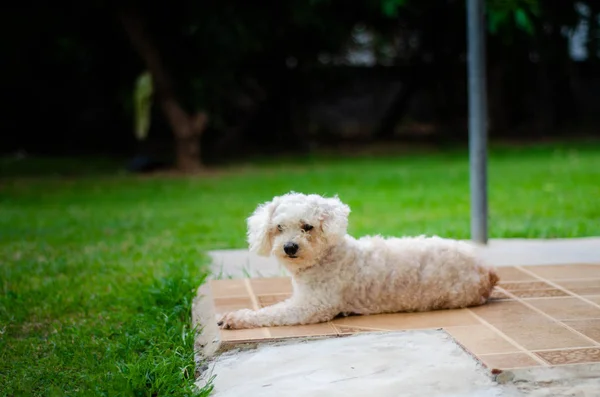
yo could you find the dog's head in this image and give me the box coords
[247,192,350,269]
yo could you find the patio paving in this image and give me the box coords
[194,238,600,395]
[199,263,600,374]
[200,330,509,397]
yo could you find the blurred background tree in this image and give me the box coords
[1,0,598,172]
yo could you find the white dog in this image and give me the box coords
[217,192,499,330]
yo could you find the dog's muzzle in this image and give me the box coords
[283,242,299,257]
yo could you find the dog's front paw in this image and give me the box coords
[217,309,255,330]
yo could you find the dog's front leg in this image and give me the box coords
[217,299,337,330]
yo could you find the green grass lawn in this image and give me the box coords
[1,143,599,396]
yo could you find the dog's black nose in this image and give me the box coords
[283,242,299,256]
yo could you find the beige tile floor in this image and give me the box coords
[209,264,600,371]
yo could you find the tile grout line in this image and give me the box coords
[515,265,600,311]
[243,279,271,338]
[510,293,573,298]
[326,321,338,335]
[500,277,600,284]
[532,346,600,353]
[329,323,390,332]
[328,322,347,336]
[464,309,548,366]
[535,361,600,371]
[243,279,261,310]
[444,317,600,328]
[503,295,600,301]
[496,286,600,347]
[479,345,600,355]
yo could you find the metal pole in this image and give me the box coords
[466,0,488,244]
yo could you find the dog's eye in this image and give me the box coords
[277,225,283,232]
[301,224,313,232]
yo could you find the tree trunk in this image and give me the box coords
[160,97,207,172]
[117,7,207,172]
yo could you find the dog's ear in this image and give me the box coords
[319,196,350,242]
[247,198,279,256]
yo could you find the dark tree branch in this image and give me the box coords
[117,4,207,171]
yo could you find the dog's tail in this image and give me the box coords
[489,268,500,288]
[478,267,500,303]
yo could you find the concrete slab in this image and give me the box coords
[480,237,600,267]
[197,330,519,397]
[208,237,600,278]
[510,363,600,396]
[196,238,600,396]
[210,250,285,279]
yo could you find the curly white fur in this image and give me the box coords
[218,192,499,330]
